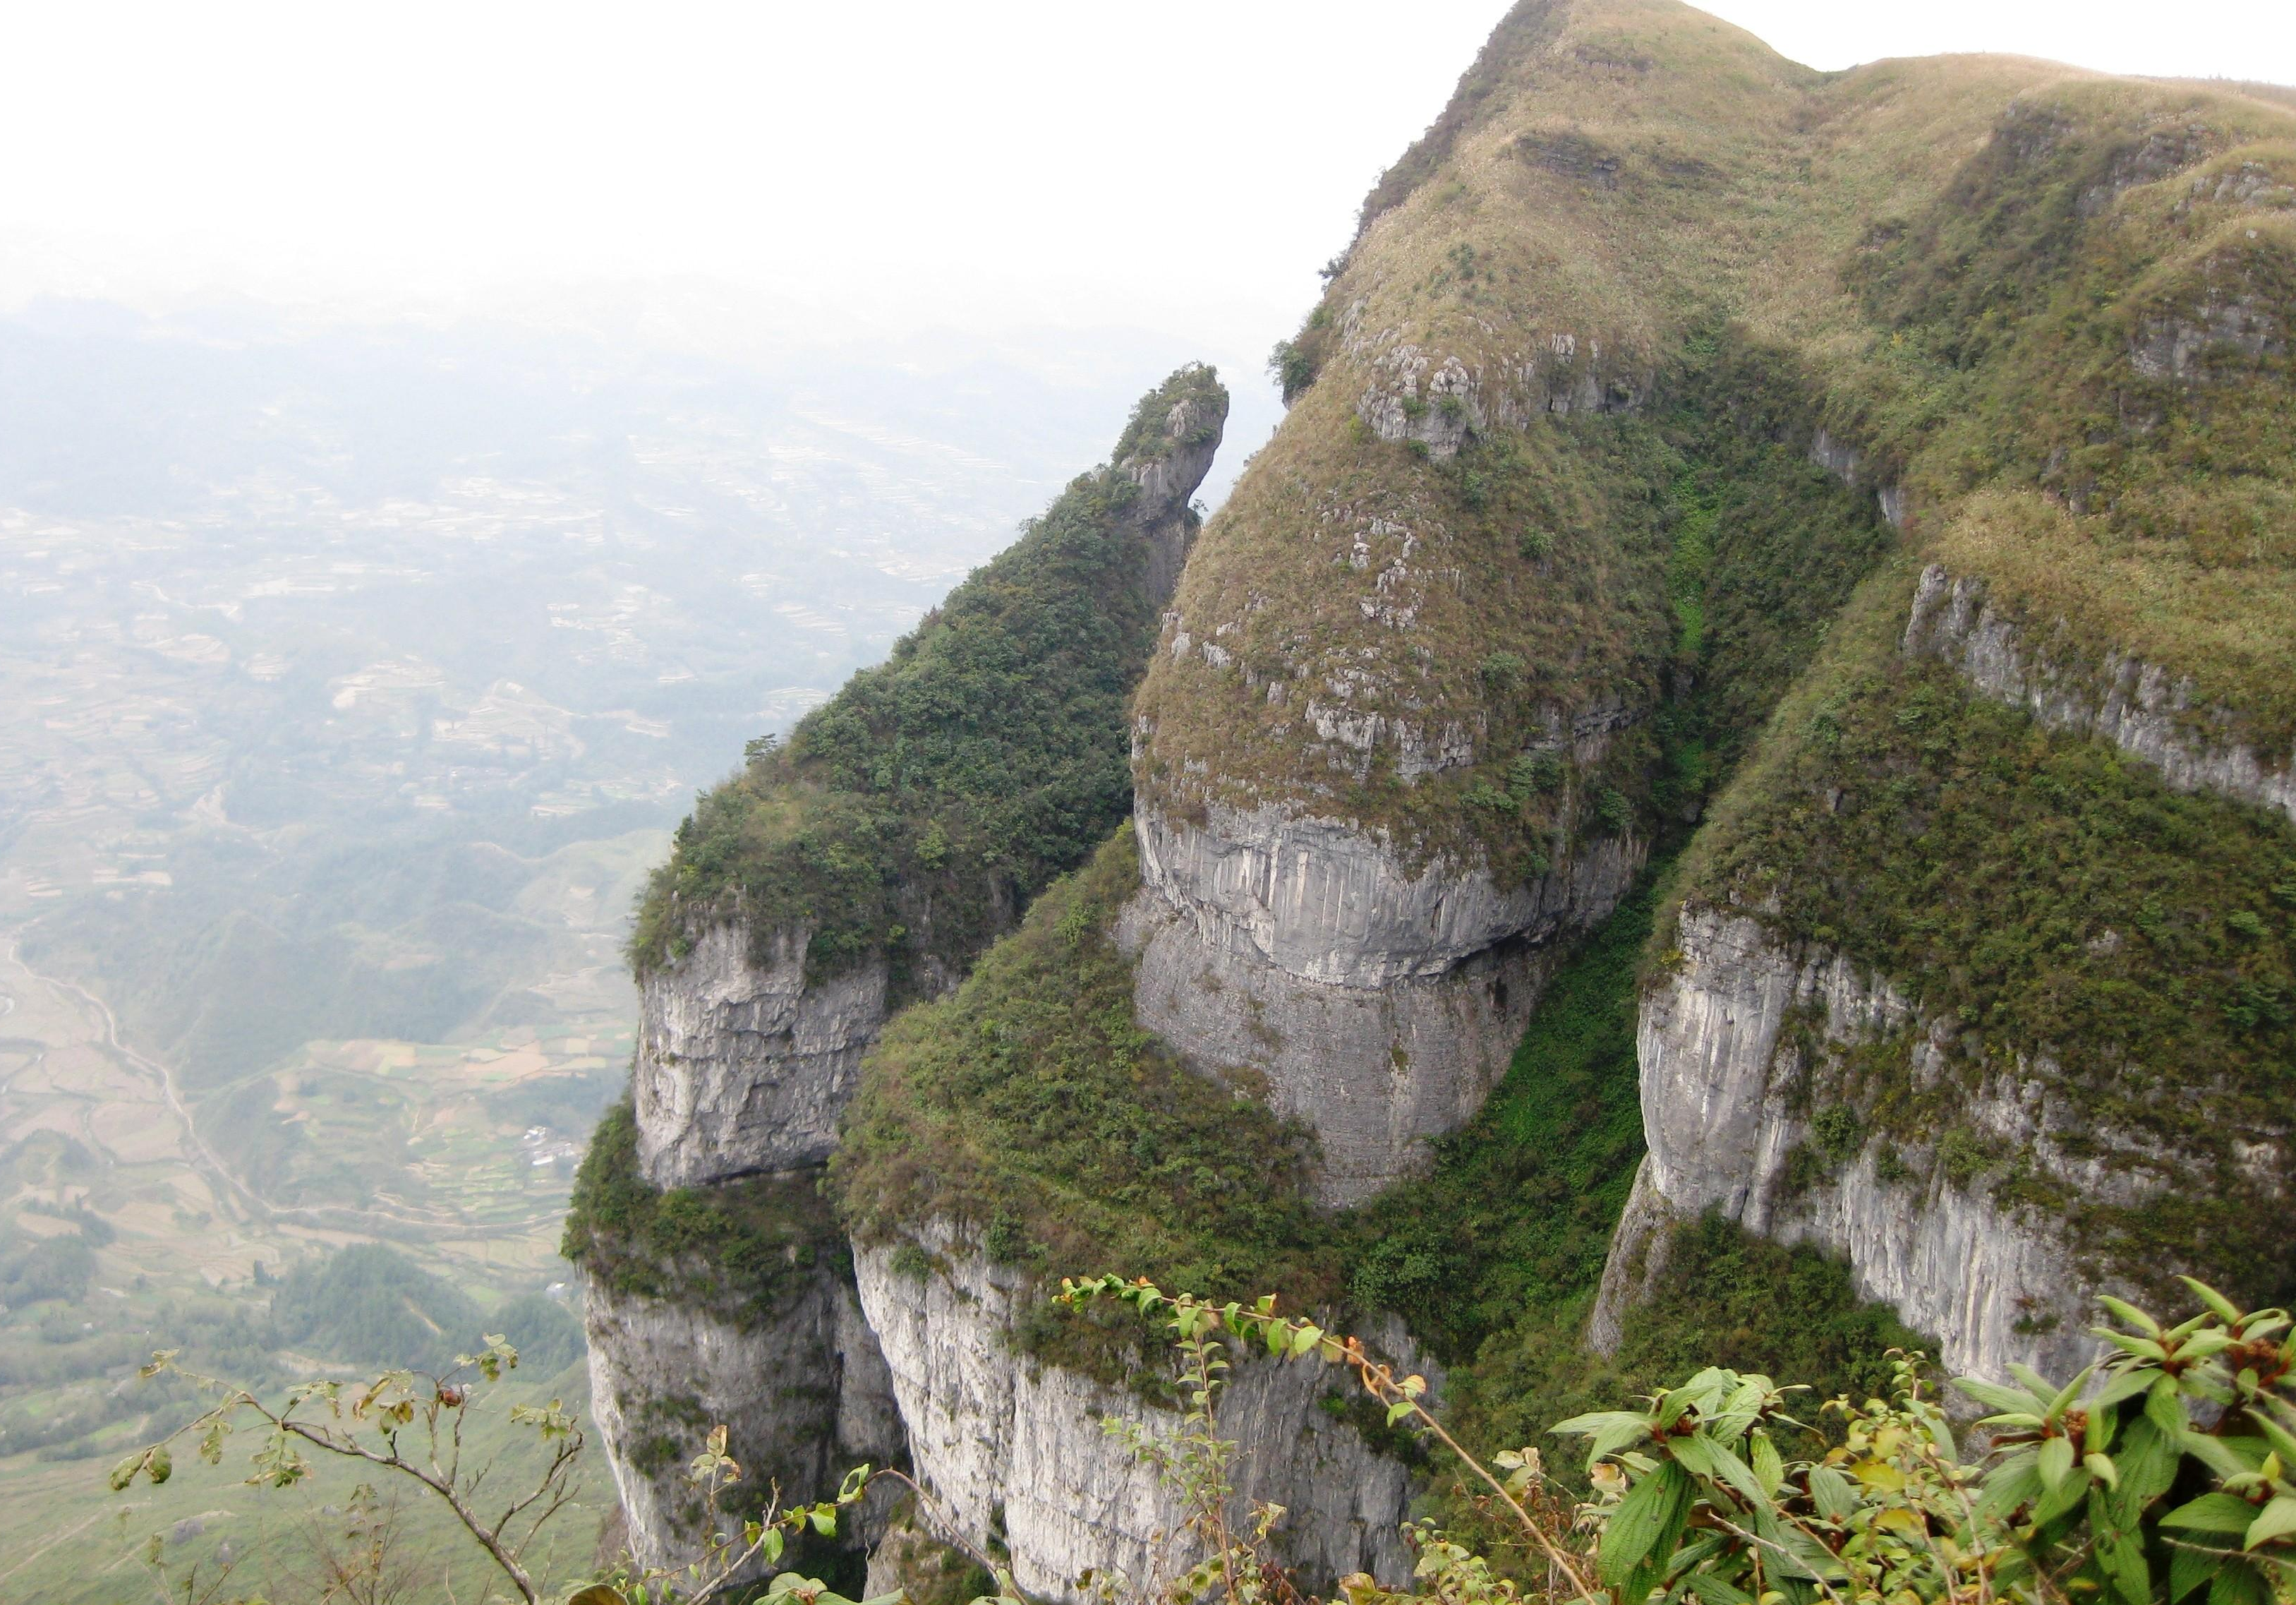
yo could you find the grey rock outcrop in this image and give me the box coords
[632,920,888,1189]
[1592,907,2142,1382]
[852,1224,1422,1600]
[584,1258,904,1578]
[1126,801,1640,1204]
[1807,428,1908,531]
[1343,300,1646,462]
[1122,385,1223,603]
[1903,563,2296,825]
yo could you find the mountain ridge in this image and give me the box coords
[572,0,2295,1590]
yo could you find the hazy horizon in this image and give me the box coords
[4,0,2289,447]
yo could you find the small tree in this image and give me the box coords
[109,1340,892,1605]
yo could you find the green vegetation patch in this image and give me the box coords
[1688,579,2296,1308]
[269,1243,490,1372]
[563,1100,847,1328]
[1340,865,1662,1364]
[630,365,1225,992]
[1449,1215,1926,1500]
[830,825,1341,1309]
[1146,323,1890,887]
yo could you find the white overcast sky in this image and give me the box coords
[0,0,2290,364]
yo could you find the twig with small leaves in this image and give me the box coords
[1059,1275,1605,1605]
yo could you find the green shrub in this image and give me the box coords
[830,826,1340,1316]
[629,366,1226,997]
[562,1100,845,1328]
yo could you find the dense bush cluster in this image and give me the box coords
[562,1100,845,1328]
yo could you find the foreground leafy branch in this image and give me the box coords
[1066,1275,2296,1605]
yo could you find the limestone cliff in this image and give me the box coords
[633,922,887,1188]
[574,367,1229,1576]
[852,1225,1421,1599]
[1902,563,2296,826]
[1123,805,1640,1203]
[1590,908,2124,1383]
[584,1254,902,1577]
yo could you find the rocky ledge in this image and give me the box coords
[1591,907,2151,1382]
[1903,563,2296,826]
[583,1255,904,1578]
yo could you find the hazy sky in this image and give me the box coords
[1,1,2290,363]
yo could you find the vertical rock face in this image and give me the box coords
[583,1259,902,1577]
[1593,908,2149,1381]
[852,1225,1422,1600]
[1124,803,1641,1203]
[632,921,890,1189]
[1902,563,2296,826]
[1123,390,1223,604]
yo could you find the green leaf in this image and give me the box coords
[2032,1465,2092,1527]
[1289,1324,1323,1358]
[1976,1453,2041,1520]
[2091,1369,2156,1412]
[1751,1430,1784,1497]
[2163,1492,2263,1534]
[2182,1431,2261,1481]
[1556,1409,1653,1472]
[2039,1433,2075,1491]
[2249,1409,2296,1468]
[2010,1363,2060,1402]
[2168,1544,2220,1603]
[2244,1495,2296,1550]
[2098,1537,2151,1605]
[2180,1278,2244,1326]
[1599,1460,1693,1588]
[2208,1556,2272,1605]
[1667,1431,1720,1480]
[1702,1438,1772,1510]
[1386,1400,1415,1426]
[1807,1465,1859,1522]
[2047,1364,2098,1421]
[2113,1417,2181,1505]
[1955,1376,2045,1414]
[1679,1568,1756,1605]
[2098,1295,2162,1336]
[2147,1375,2189,1436]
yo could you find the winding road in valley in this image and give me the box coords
[5,938,564,1243]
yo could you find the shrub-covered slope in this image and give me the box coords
[583,0,2296,1587]
[631,363,1226,996]
[624,365,1228,1191]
